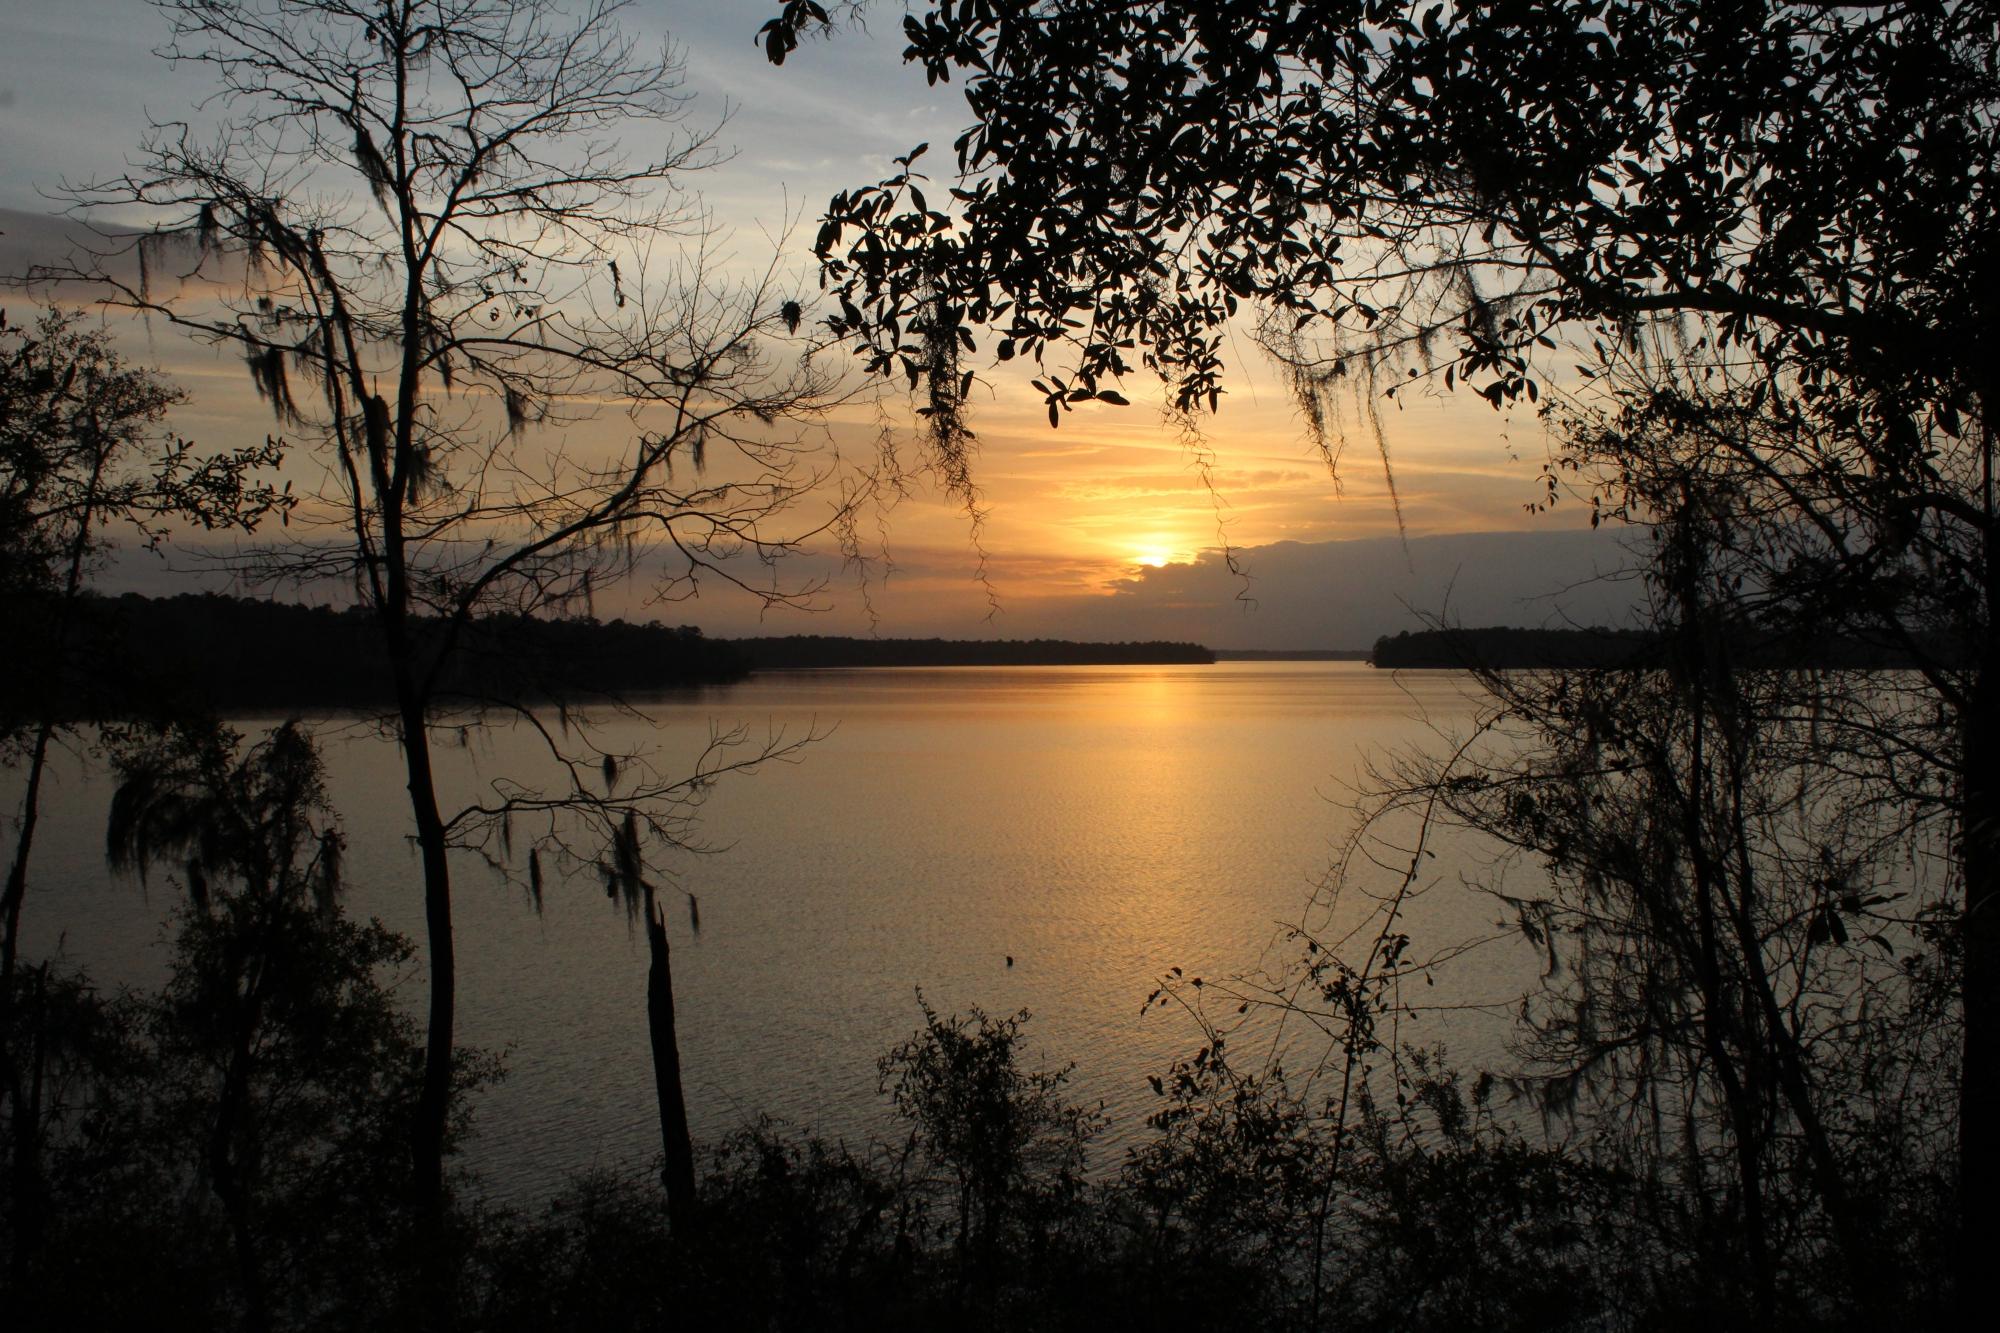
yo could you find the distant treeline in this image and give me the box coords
[728,635,1215,668]
[1212,648,1371,662]
[1371,627,1655,669]
[1371,625,1968,670]
[4,592,750,715]
[1,594,1216,716]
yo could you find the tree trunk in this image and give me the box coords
[644,888,698,1235]
[372,511,454,1216]
[407,774,454,1210]
[1683,789,1772,1319]
[0,722,50,996]
[1959,414,2000,1322]
[391,680,457,1328]
[1959,662,2000,1320]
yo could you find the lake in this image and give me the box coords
[13,661,1537,1201]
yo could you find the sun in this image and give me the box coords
[1133,545,1175,569]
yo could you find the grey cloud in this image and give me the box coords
[679,526,1650,648]
[1024,528,1648,649]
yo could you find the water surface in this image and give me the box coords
[16,662,1532,1199]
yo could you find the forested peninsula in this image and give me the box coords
[731,634,1213,668]
[1,593,1212,715]
[1370,626,1964,670]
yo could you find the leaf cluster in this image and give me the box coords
[786,2,1998,498]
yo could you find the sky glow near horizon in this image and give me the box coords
[0,0,1622,647]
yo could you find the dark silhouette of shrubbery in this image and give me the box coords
[0,708,1951,1331]
[4,722,496,1330]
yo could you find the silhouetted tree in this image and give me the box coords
[767,2,2000,1298]
[106,721,450,1328]
[0,306,284,1272]
[4,721,494,1331]
[41,0,858,1255]
[1340,439,1953,1318]
[877,996,1102,1286]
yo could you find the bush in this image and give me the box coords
[877,995,1104,1281]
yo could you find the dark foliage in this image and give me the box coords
[1374,626,1665,671]
[16,592,752,714]
[1368,625,1965,670]
[3,723,494,1331]
[770,1,1996,480]
[2,853,1954,1330]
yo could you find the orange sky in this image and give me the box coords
[0,3,1606,645]
[91,282,1575,637]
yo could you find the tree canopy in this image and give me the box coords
[771,1,1996,467]
[41,0,855,1238]
[765,0,2000,1312]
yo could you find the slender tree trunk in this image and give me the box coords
[1669,544,1771,1318]
[1959,660,2000,1321]
[384,36,460,1244]
[1960,414,2000,1322]
[644,888,697,1234]
[383,603,457,1326]
[399,698,456,1198]
[1688,833,1772,1318]
[0,722,50,995]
